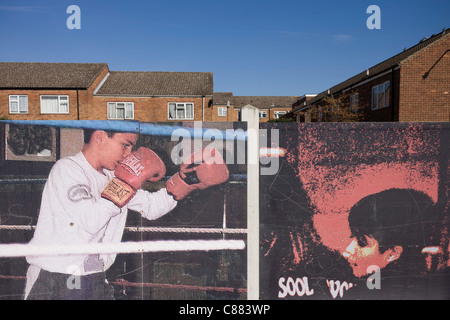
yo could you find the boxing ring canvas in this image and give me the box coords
[259,122,449,300]
[0,120,248,300]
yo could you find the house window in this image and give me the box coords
[40,95,69,114]
[259,111,267,119]
[107,102,134,120]
[371,81,390,110]
[9,95,28,114]
[218,107,227,117]
[350,93,359,112]
[168,103,194,120]
[274,111,287,119]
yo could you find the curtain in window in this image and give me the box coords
[371,87,377,109]
[125,103,133,119]
[9,96,18,113]
[384,82,391,106]
[185,103,193,119]
[41,96,59,113]
[59,96,69,113]
[107,103,116,119]
[108,102,134,119]
[116,103,125,119]
[377,89,385,108]
[19,96,28,113]
[168,103,176,119]
[176,107,184,119]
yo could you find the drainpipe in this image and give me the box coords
[76,89,80,120]
[202,96,205,121]
[391,66,395,121]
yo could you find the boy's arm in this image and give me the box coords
[127,188,177,221]
[46,160,122,235]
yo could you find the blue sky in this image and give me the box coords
[0,0,448,96]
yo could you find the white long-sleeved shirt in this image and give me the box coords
[26,151,177,277]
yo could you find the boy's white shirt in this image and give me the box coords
[24,151,177,298]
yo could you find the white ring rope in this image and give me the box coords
[0,225,247,234]
[0,239,246,258]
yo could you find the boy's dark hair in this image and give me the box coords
[83,129,116,144]
[348,188,435,254]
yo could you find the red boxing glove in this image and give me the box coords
[102,148,166,207]
[165,148,229,201]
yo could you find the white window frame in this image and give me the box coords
[259,111,267,119]
[107,102,135,120]
[274,111,287,119]
[168,102,194,120]
[371,81,390,110]
[40,95,69,114]
[9,95,28,114]
[218,107,227,117]
[350,93,359,112]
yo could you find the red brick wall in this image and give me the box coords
[81,65,110,120]
[210,105,239,122]
[0,65,216,122]
[258,108,291,122]
[89,96,213,121]
[399,34,450,122]
[352,70,400,122]
[0,89,82,120]
[0,65,110,120]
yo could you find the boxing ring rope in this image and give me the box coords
[0,224,247,234]
[0,275,247,294]
[0,225,247,294]
[0,231,247,294]
[0,239,245,258]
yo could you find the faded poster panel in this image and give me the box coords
[260,122,449,300]
[0,120,247,300]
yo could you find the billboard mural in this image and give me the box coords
[260,122,449,300]
[1,120,448,301]
[0,120,247,300]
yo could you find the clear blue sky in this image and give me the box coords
[0,0,448,96]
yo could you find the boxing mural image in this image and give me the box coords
[0,120,448,300]
[0,121,247,300]
[260,122,449,300]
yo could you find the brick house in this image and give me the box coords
[94,71,213,122]
[0,62,213,122]
[292,28,450,122]
[213,92,298,122]
[0,62,109,120]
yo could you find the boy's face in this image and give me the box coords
[342,236,383,277]
[341,236,400,278]
[100,132,138,171]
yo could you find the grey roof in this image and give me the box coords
[304,27,450,107]
[232,96,298,109]
[213,92,297,109]
[96,71,213,96]
[0,62,107,89]
[213,92,234,105]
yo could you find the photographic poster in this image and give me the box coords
[260,122,449,300]
[0,120,247,300]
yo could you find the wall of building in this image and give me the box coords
[209,105,239,122]
[399,34,450,122]
[258,107,292,122]
[89,96,213,121]
[352,69,401,122]
[0,89,82,120]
